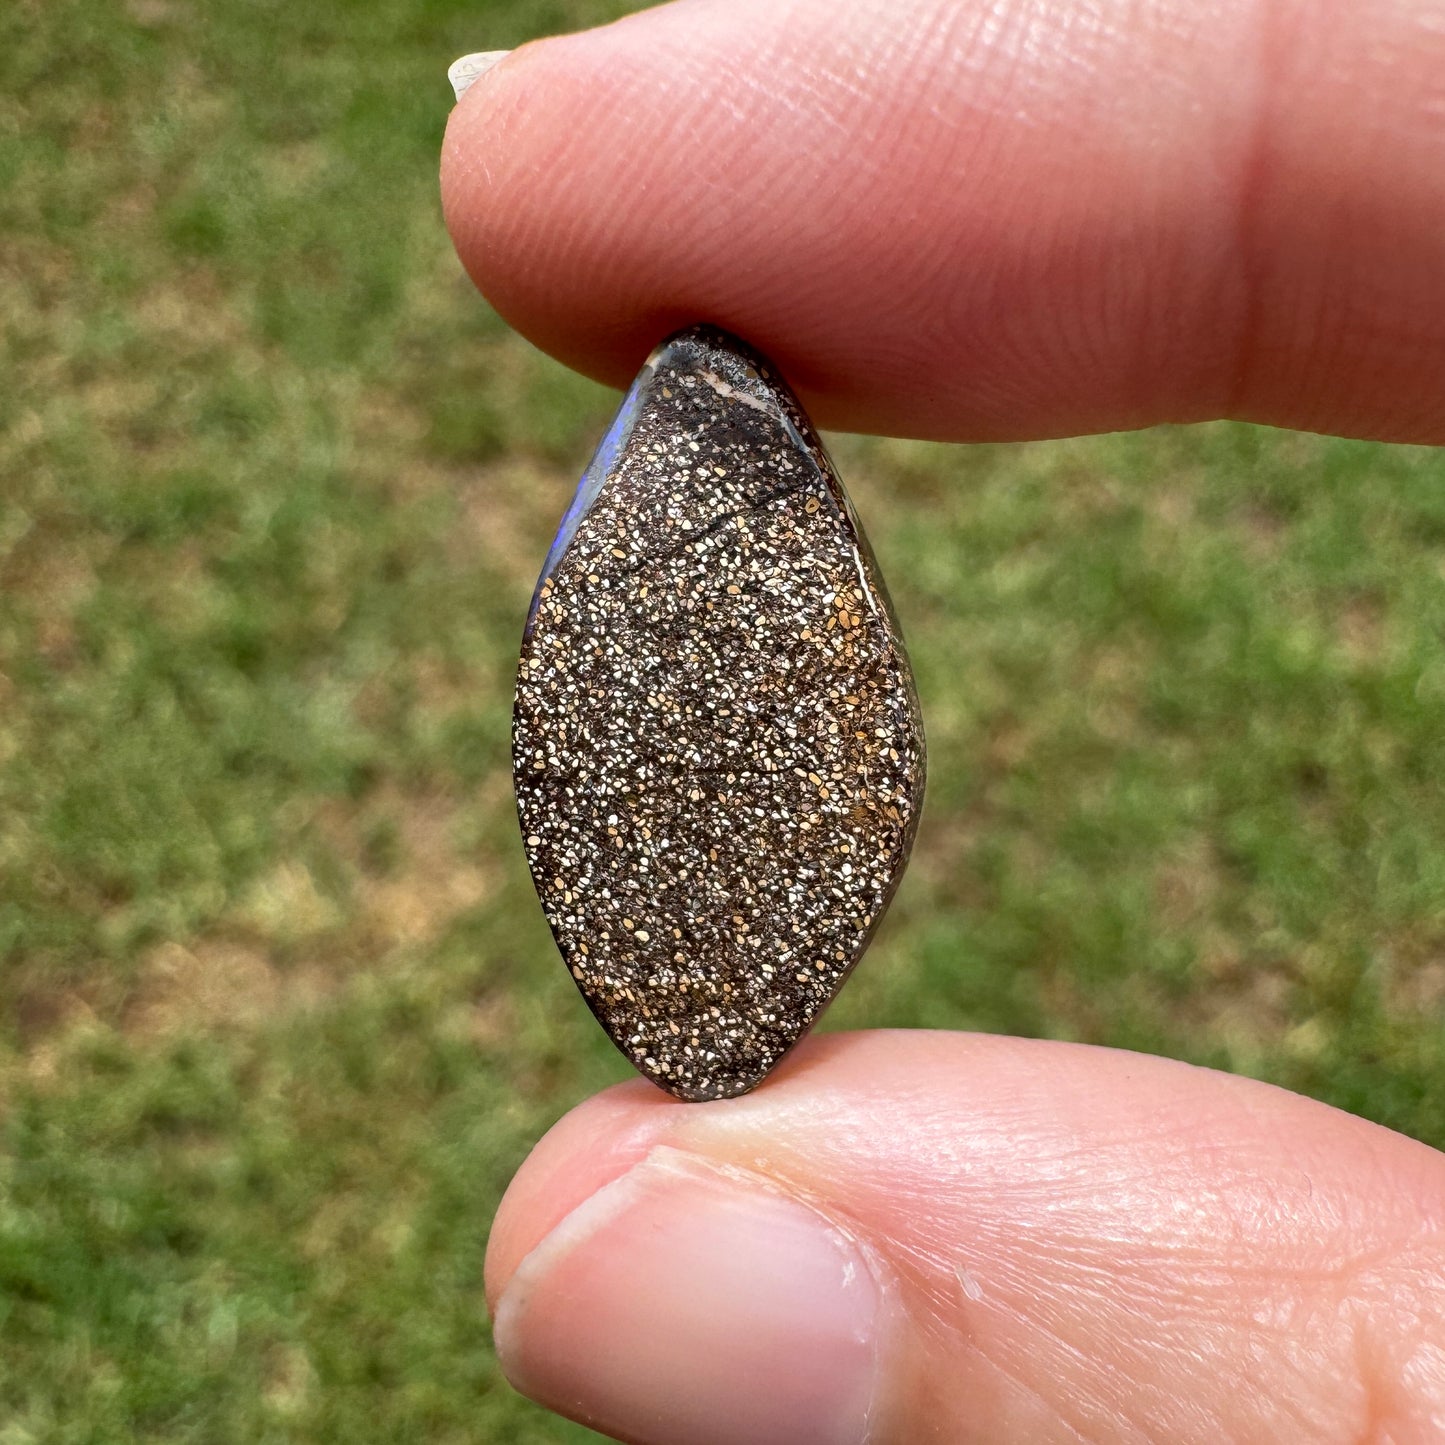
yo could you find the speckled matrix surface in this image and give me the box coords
[514,326,925,1101]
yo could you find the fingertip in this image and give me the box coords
[480,1033,888,1318]
[484,1077,678,1312]
[491,1142,889,1445]
[479,1029,1095,1319]
[441,18,709,391]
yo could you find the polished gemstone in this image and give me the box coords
[513,326,925,1101]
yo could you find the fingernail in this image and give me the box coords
[492,1147,885,1445]
[447,50,511,104]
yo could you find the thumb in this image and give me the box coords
[485,1031,1445,1445]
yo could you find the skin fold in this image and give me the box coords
[441,2,1445,1438]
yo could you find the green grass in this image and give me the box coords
[2,0,1443,1439]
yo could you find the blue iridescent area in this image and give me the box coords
[525,362,653,629]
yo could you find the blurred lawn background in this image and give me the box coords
[2,0,1444,1439]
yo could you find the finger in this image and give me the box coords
[441,0,1445,444]
[486,1030,1445,1445]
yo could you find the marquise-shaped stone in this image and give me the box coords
[513,326,925,1100]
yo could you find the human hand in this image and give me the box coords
[441,2,1445,1440]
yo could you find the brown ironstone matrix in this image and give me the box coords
[513,326,925,1101]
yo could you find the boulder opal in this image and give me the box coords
[513,326,925,1100]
